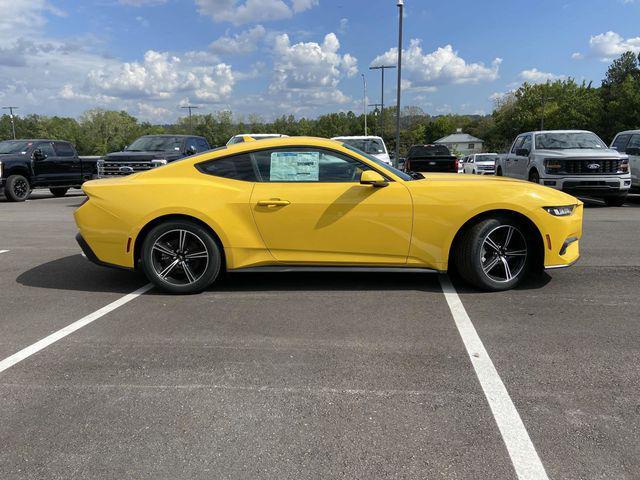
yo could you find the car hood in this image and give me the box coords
[536,148,624,158]
[103,151,183,162]
[0,153,28,162]
[406,173,580,205]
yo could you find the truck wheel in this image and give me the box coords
[50,187,69,197]
[604,196,627,207]
[141,221,222,294]
[5,175,31,202]
[496,167,503,176]
[529,170,540,184]
[455,217,530,291]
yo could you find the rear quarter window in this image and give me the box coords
[196,154,257,181]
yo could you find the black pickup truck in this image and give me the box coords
[404,144,459,173]
[98,134,211,177]
[0,139,98,202]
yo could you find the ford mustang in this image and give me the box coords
[74,137,583,294]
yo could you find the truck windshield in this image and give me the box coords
[127,136,184,152]
[342,144,413,181]
[475,155,498,162]
[536,133,607,150]
[409,145,451,157]
[0,141,32,154]
[338,138,386,155]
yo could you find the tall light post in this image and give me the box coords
[395,0,404,166]
[369,65,395,139]
[361,73,368,136]
[368,103,383,136]
[2,106,18,140]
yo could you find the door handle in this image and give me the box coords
[257,199,291,207]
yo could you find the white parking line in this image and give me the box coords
[439,275,549,480]
[0,250,9,254]
[0,284,153,374]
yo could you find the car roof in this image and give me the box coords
[614,130,640,135]
[523,130,595,136]
[2,139,61,142]
[331,136,384,140]
[232,133,288,137]
[138,134,203,138]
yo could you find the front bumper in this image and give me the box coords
[541,203,583,269]
[540,174,631,197]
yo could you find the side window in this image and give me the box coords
[613,134,632,152]
[626,134,640,151]
[53,142,75,157]
[196,138,210,152]
[37,142,56,157]
[468,143,475,150]
[197,153,257,181]
[253,148,371,183]
[511,136,524,153]
[521,135,532,153]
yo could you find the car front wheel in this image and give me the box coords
[141,221,222,294]
[604,196,627,207]
[5,175,31,202]
[455,217,530,291]
[50,187,69,197]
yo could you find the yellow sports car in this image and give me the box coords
[75,137,582,294]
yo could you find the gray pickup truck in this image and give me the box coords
[496,130,631,206]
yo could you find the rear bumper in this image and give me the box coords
[76,233,133,271]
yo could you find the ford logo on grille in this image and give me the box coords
[119,166,134,173]
[587,163,600,170]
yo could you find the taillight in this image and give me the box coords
[454,158,459,172]
[405,160,411,171]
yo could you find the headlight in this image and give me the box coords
[543,205,576,217]
[618,157,629,174]
[151,159,168,168]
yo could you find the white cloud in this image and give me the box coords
[578,31,640,62]
[209,25,266,55]
[118,0,167,5]
[371,40,501,90]
[0,0,65,42]
[338,18,348,34]
[269,32,357,106]
[195,0,317,25]
[519,68,565,84]
[571,52,584,60]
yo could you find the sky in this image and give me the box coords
[0,0,639,123]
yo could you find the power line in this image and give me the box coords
[2,106,19,139]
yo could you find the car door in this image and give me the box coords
[624,134,640,187]
[249,146,413,265]
[465,156,474,174]
[31,142,59,185]
[52,142,81,185]
[505,136,524,177]
[509,134,532,179]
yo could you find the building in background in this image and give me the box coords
[435,129,484,157]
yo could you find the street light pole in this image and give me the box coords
[368,103,383,136]
[2,106,19,139]
[395,0,404,167]
[369,65,395,139]
[361,73,368,136]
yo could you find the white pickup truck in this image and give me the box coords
[610,130,640,191]
[496,130,631,206]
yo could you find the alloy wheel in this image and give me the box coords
[150,229,210,286]
[14,178,29,199]
[480,225,527,283]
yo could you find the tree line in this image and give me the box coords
[2,52,640,156]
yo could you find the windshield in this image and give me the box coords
[536,132,607,150]
[475,155,498,162]
[343,144,413,181]
[409,145,451,157]
[339,138,386,155]
[127,136,184,152]
[0,141,32,154]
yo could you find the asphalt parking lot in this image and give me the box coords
[1,191,639,479]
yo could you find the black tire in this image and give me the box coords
[141,221,222,294]
[604,196,627,207]
[5,175,31,202]
[496,167,503,177]
[50,187,69,197]
[455,217,531,291]
[529,170,540,184]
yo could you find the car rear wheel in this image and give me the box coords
[496,167,503,177]
[5,175,31,202]
[455,217,530,291]
[141,221,221,294]
[50,187,69,197]
[529,170,540,184]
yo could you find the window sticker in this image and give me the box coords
[270,151,320,181]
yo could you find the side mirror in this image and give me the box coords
[516,148,530,157]
[625,146,640,156]
[33,149,47,161]
[360,170,388,188]
[123,145,129,151]
[186,146,197,155]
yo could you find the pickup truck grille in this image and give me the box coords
[558,159,621,175]
[97,160,163,177]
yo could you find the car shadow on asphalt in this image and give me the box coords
[16,254,145,294]
[17,254,554,295]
